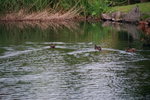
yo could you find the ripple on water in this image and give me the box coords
[0,42,149,100]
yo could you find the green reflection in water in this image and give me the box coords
[0,22,114,45]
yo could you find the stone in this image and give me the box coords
[145,17,150,24]
[123,6,141,22]
[101,13,111,20]
[111,11,126,21]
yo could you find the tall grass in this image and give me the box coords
[1,8,79,21]
[0,0,51,12]
[0,0,109,16]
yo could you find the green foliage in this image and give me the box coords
[105,0,128,6]
[0,0,109,16]
[87,0,109,16]
[0,0,53,12]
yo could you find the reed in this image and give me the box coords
[0,8,79,21]
[0,19,79,31]
[0,0,109,17]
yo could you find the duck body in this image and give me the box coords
[95,45,101,51]
[126,48,136,52]
[50,44,55,48]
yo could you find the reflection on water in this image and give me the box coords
[102,21,141,40]
[0,22,150,100]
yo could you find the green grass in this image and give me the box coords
[109,2,150,13]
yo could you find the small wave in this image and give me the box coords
[67,48,136,55]
[67,48,95,55]
[42,42,69,45]
[0,45,75,59]
[103,48,137,55]
[77,42,93,45]
[0,49,34,59]
[25,42,73,45]
[0,46,50,59]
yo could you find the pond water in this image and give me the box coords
[0,21,150,100]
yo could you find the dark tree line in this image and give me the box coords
[128,0,149,4]
[108,0,149,6]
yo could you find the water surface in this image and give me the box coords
[0,21,150,100]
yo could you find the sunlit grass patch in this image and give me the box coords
[110,2,150,13]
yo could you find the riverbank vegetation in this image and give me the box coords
[0,0,109,19]
[110,2,150,19]
[0,0,149,21]
[110,2,150,13]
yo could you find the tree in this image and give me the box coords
[128,0,131,4]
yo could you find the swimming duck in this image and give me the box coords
[125,48,136,52]
[50,44,55,48]
[95,45,101,51]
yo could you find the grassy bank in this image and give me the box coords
[109,2,150,19]
[107,2,150,20]
[0,0,150,21]
[110,2,150,13]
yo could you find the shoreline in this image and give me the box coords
[0,17,149,26]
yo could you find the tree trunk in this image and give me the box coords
[128,0,131,4]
